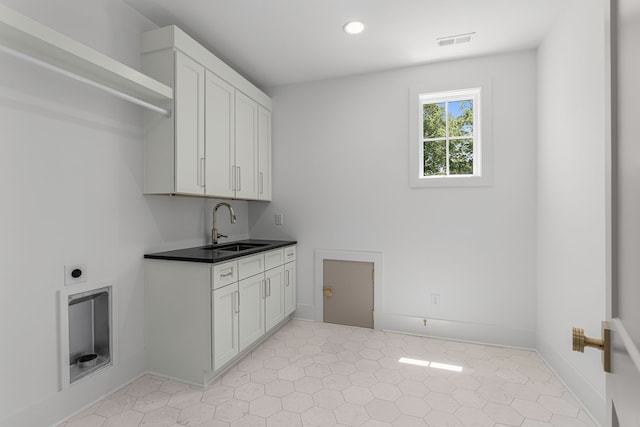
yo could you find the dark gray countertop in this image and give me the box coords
[144,239,297,264]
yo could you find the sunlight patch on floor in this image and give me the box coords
[398,356,464,372]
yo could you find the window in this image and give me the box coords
[421,89,478,176]
[410,86,491,187]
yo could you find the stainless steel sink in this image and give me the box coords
[201,242,269,252]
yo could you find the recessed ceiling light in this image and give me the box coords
[343,20,365,35]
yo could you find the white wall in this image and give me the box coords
[0,1,608,424]
[536,0,607,424]
[250,51,538,347]
[0,1,248,425]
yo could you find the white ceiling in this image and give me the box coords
[124,0,570,89]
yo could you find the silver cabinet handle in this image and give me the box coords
[267,278,271,297]
[259,172,264,195]
[231,166,236,191]
[285,270,290,287]
[199,157,205,187]
[262,280,267,299]
[220,271,234,278]
[235,291,240,313]
[237,166,241,191]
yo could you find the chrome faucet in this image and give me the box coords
[212,202,237,245]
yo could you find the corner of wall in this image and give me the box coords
[535,0,607,425]
[536,337,604,426]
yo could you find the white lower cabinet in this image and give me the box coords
[213,273,265,370]
[265,266,284,331]
[146,245,296,386]
[145,260,213,385]
[212,283,238,369]
[284,245,297,317]
[238,274,265,352]
[284,261,296,316]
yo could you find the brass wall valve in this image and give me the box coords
[572,321,611,373]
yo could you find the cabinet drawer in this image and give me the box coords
[238,253,265,280]
[284,246,296,262]
[265,248,285,270]
[212,261,238,289]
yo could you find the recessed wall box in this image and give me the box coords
[65,264,87,286]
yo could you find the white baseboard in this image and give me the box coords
[291,306,536,348]
[376,312,536,348]
[536,336,604,426]
[0,352,146,427]
[293,303,315,321]
[52,371,147,427]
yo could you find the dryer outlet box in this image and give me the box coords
[65,264,87,286]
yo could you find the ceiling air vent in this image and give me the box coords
[437,38,455,47]
[437,32,475,47]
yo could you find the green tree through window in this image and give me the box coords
[423,99,474,176]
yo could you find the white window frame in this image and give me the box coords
[409,85,492,188]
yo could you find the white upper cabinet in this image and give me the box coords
[257,106,272,201]
[234,91,258,200]
[175,51,205,195]
[204,70,235,198]
[141,26,272,200]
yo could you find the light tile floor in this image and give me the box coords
[60,320,597,427]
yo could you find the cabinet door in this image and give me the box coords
[284,262,296,316]
[175,51,205,195]
[257,106,272,201]
[234,91,258,200]
[212,284,239,370]
[204,70,235,198]
[265,266,285,332]
[239,274,265,351]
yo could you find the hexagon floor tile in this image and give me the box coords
[59,320,597,427]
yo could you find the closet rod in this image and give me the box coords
[0,43,172,117]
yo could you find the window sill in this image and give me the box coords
[410,174,492,188]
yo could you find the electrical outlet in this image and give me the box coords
[275,213,284,225]
[430,293,440,305]
[65,264,87,286]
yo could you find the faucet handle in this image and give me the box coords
[217,233,228,239]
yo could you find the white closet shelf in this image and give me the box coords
[0,4,173,113]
